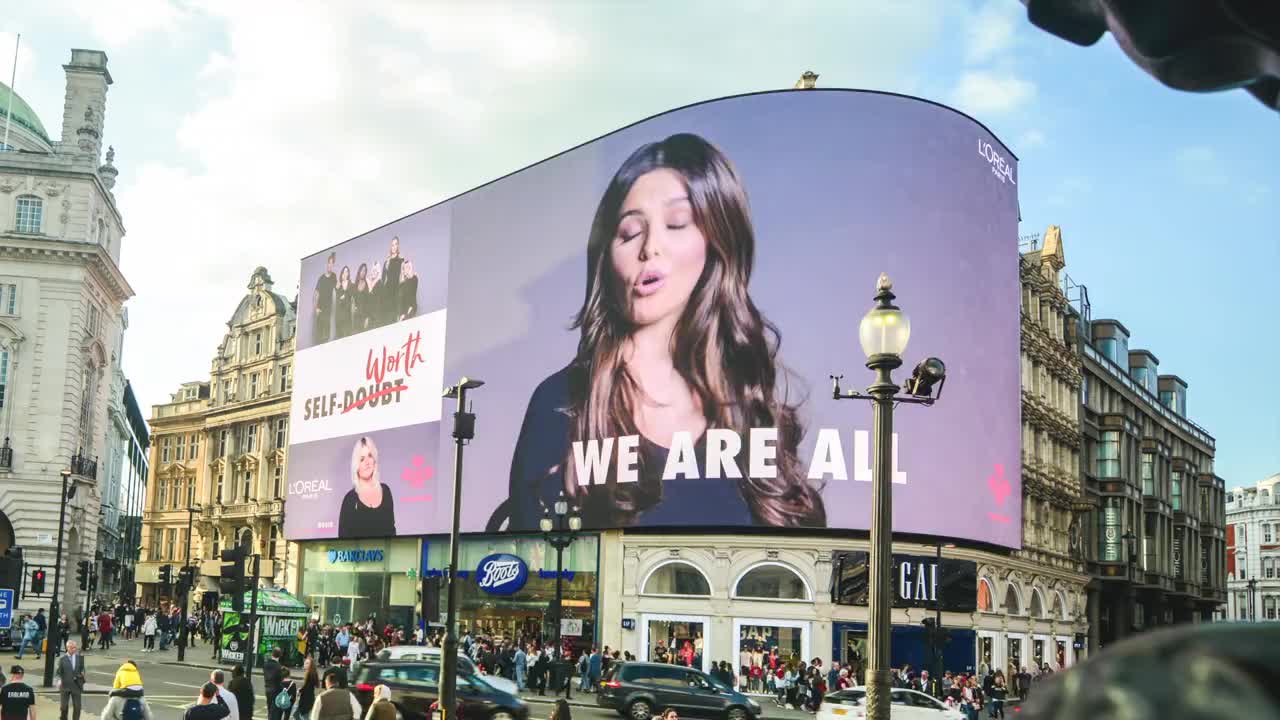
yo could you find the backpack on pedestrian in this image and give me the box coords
[122,698,145,720]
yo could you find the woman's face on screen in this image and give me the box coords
[356,444,377,482]
[609,168,707,328]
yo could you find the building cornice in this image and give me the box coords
[0,234,133,302]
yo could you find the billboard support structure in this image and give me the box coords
[831,274,945,720]
[440,377,483,720]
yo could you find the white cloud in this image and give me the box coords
[964,0,1023,65]
[94,0,946,408]
[950,70,1036,114]
[1173,146,1228,186]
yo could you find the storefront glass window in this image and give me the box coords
[1055,640,1067,669]
[647,618,705,670]
[734,564,809,600]
[300,538,420,629]
[738,623,804,678]
[1032,638,1045,670]
[1006,637,1022,676]
[423,534,600,654]
[978,637,993,675]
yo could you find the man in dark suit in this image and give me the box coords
[262,647,284,720]
[56,639,85,720]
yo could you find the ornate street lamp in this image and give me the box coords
[541,492,582,698]
[831,273,945,720]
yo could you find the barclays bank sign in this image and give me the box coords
[476,553,528,596]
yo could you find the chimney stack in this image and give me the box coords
[59,49,112,160]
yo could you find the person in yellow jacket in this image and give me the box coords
[113,660,143,689]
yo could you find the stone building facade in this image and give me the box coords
[137,267,296,606]
[1225,474,1280,621]
[0,50,135,615]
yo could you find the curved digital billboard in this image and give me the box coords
[287,89,1022,548]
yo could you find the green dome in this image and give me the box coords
[0,81,51,144]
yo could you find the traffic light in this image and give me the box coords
[219,547,247,612]
[179,565,197,593]
[158,564,173,588]
[30,568,46,594]
[76,560,90,590]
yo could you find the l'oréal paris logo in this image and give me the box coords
[978,139,1016,185]
[475,554,528,596]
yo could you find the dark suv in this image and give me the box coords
[597,662,761,720]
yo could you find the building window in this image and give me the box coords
[278,364,290,393]
[254,330,263,356]
[218,429,229,457]
[249,372,259,399]
[190,433,200,460]
[977,578,995,612]
[275,418,287,449]
[242,470,253,502]
[1265,558,1274,579]
[14,195,43,234]
[243,423,257,453]
[175,435,186,462]
[1097,431,1120,477]
[160,437,171,464]
[269,525,279,559]
[1171,471,1182,511]
[0,350,9,411]
[1266,525,1274,544]
[733,562,811,601]
[214,471,224,503]
[211,527,221,558]
[1141,453,1155,495]
[273,464,283,498]
[157,478,168,508]
[165,528,176,561]
[150,529,163,561]
[0,284,16,315]
[641,561,711,596]
[222,379,232,403]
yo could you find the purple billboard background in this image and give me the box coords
[291,90,1022,548]
[286,422,444,539]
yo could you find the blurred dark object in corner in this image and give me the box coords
[1020,623,1280,720]
[1022,0,1280,111]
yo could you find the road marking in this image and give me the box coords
[165,681,195,688]
[88,670,116,677]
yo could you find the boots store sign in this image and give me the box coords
[831,550,977,612]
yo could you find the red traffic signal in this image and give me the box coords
[31,568,46,594]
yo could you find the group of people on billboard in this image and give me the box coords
[311,236,421,344]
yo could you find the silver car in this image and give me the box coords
[377,646,522,696]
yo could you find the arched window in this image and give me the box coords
[1003,584,1022,615]
[1054,591,1070,621]
[1029,588,1046,618]
[977,578,995,612]
[733,562,811,601]
[14,196,42,234]
[236,526,253,552]
[641,561,711,596]
[0,510,15,555]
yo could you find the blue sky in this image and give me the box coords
[4,0,1277,486]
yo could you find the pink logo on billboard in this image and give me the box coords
[987,463,1012,524]
[400,453,434,503]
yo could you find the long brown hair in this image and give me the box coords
[565,133,824,528]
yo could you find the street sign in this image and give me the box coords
[560,618,583,637]
[0,589,13,630]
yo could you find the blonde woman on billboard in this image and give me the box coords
[339,436,397,538]
[398,260,419,322]
[503,133,825,531]
[382,236,404,325]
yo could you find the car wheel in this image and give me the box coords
[491,712,515,720]
[726,707,748,720]
[628,700,652,720]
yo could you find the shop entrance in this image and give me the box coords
[641,613,710,673]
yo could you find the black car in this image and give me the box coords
[353,661,529,720]
[597,662,762,720]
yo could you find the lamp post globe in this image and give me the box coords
[859,273,911,360]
